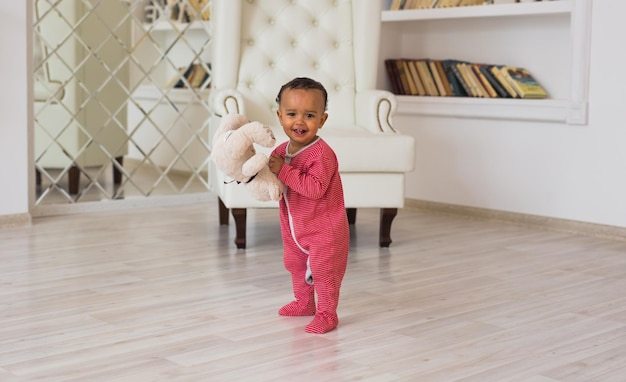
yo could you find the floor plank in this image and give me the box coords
[1,194,626,381]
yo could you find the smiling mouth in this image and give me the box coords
[293,129,307,135]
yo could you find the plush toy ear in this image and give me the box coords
[215,114,249,139]
[226,113,249,128]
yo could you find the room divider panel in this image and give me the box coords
[33,0,212,206]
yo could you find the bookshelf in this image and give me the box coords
[131,20,212,98]
[379,0,591,124]
[127,0,212,173]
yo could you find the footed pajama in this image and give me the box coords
[273,138,350,333]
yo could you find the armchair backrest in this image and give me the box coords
[211,0,383,126]
[34,0,66,103]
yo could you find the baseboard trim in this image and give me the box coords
[405,199,626,242]
[31,192,212,218]
[0,213,31,228]
[123,157,209,178]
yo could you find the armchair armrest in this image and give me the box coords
[210,88,245,117]
[355,90,398,133]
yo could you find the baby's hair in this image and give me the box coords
[276,77,328,111]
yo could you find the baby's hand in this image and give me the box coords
[268,154,284,175]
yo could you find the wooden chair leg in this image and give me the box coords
[217,198,247,249]
[68,165,80,194]
[218,198,229,225]
[113,156,123,184]
[379,208,397,248]
[231,208,247,249]
[346,208,356,225]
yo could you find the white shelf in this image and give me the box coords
[143,19,211,33]
[382,1,573,22]
[380,0,590,125]
[132,84,210,105]
[395,96,586,124]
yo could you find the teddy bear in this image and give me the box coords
[211,113,284,202]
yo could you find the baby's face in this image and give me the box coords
[276,88,328,152]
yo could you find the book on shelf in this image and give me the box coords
[389,0,486,10]
[407,60,427,96]
[169,0,191,23]
[393,60,411,95]
[489,65,519,98]
[441,59,469,97]
[433,60,453,96]
[456,63,480,97]
[166,67,185,88]
[415,60,439,96]
[428,60,447,96]
[406,0,419,8]
[458,0,484,6]
[389,0,405,10]
[384,58,548,99]
[390,58,428,96]
[472,64,498,98]
[499,66,548,99]
[411,0,424,9]
[469,63,490,97]
[469,64,491,97]
[412,0,440,8]
[190,64,210,88]
[172,64,195,88]
[448,60,475,96]
[437,0,463,7]
[477,64,511,98]
[188,0,211,21]
[169,62,210,89]
[426,0,444,7]
[384,59,403,95]
[146,0,211,24]
[397,59,419,95]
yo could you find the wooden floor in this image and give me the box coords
[2,194,626,381]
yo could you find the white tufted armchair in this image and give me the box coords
[209,0,415,249]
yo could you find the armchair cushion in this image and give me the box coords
[320,128,415,173]
[263,126,415,173]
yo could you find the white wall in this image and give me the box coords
[1,1,625,230]
[0,3,31,219]
[394,0,626,229]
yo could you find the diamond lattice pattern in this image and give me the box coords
[33,0,212,205]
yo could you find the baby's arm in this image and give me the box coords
[276,156,335,200]
[268,154,284,175]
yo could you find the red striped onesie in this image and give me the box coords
[271,137,350,334]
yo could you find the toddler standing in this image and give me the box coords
[268,77,350,334]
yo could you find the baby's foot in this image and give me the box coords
[278,301,315,316]
[305,313,338,334]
